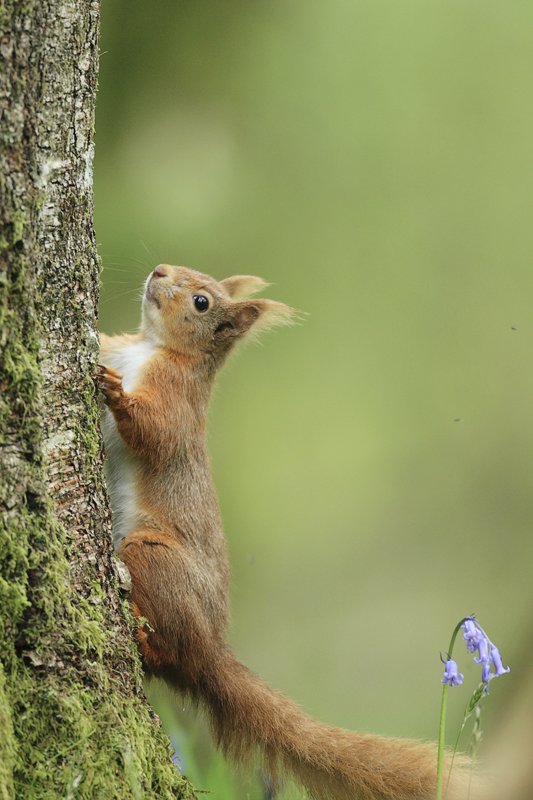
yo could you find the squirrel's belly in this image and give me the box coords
[100,339,157,547]
[102,408,140,547]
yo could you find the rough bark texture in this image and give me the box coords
[0,2,195,798]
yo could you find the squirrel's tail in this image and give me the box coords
[172,643,471,800]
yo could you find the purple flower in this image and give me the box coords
[442,659,464,687]
[463,618,483,653]
[490,644,510,677]
[473,634,489,665]
[481,660,492,683]
[459,617,510,689]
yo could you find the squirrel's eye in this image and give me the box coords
[193,294,209,313]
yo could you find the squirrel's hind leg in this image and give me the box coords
[118,529,217,686]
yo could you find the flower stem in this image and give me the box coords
[436,617,469,800]
[436,683,448,800]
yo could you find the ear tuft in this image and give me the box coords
[249,299,296,332]
[220,275,269,299]
[228,299,296,339]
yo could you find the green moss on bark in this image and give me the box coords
[0,665,16,800]
[10,668,195,800]
[0,279,194,797]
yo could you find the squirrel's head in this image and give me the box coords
[141,264,294,363]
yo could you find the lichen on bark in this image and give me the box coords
[0,3,195,798]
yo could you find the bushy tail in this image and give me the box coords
[175,643,472,800]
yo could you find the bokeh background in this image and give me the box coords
[95,2,533,796]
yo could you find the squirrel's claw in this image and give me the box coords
[95,364,125,407]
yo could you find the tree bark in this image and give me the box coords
[0,3,194,798]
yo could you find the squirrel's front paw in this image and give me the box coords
[95,364,126,408]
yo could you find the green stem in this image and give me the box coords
[436,683,448,800]
[445,698,470,795]
[435,617,470,800]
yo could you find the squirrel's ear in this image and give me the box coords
[216,299,295,340]
[219,275,269,299]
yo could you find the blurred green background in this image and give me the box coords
[95,1,533,796]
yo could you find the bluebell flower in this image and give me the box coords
[463,618,482,653]
[460,616,510,691]
[490,644,510,677]
[442,659,464,687]
[481,660,492,683]
[473,634,489,666]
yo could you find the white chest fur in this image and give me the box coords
[101,339,157,546]
[110,339,157,393]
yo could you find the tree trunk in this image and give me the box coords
[0,3,194,798]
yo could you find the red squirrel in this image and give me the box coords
[97,265,471,800]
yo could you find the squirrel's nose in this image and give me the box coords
[153,265,167,278]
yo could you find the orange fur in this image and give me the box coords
[99,265,473,800]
